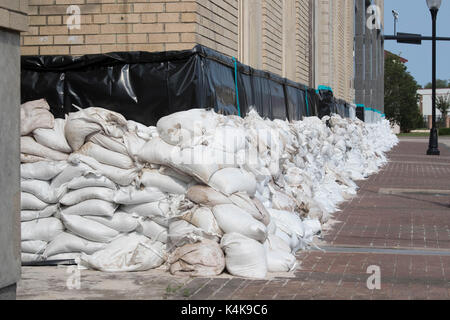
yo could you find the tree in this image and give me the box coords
[424,79,450,89]
[436,93,450,127]
[384,52,423,132]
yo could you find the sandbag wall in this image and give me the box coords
[20,98,398,278]
[20,45,356,126]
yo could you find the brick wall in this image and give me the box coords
[261,0,283,75]
[316,0,355,102]
[196,0,238,58]
[22,0,198,55]
[295,0,311,85]
[0,0,29,32]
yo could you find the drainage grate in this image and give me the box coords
[379,188,450,196]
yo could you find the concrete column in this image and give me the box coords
[0,1,28,300]
[354,0,365,105]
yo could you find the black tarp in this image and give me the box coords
[21,44,352,126]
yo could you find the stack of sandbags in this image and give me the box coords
[19,100,398,278]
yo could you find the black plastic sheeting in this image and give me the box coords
[21,45,352,126]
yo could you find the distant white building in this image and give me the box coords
[417,88,450,128]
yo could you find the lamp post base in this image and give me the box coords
[427,128,440,156]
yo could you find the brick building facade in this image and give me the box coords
[21,0,384,105]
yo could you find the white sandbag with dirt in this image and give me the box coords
[168,240,225,276]
[33,118,72,153]
[20,99,54,136]
[208,168,257,196]
[21,136,69,161]
[77,142,134,169]
[138,169,188,195]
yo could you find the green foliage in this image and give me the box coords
[439,128,450,135]
[384,52,423,133]
[424,79,450,89]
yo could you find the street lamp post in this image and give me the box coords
[426,0,441,156]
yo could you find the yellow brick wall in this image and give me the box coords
[316,0,355,102]
[295,0,311,85]
[196,0,238,58]
[21,0,198,56]
[0,0,29,32]
[261,0,283,75]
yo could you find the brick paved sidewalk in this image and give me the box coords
[17,138,450,300]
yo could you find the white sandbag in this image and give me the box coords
[89,133,128,155]
[136,219,168,243]
[158,166,194,184]
[181,206,223,237]
[78,233,166,272]
[303,219,322,240]
[20,99,54,136]
[21,240,47,254]
[64,117,102,151]
[137,136,181,166]
[138,169,187,195]
[21,179,65,203]
[268,209,305,239]
[59,187,115,206]
[77,142,134,169]
[220,233,267,279]
[67,174,117,190]
[21,252,43,263]
[21,153,48,163]
[21,161,68,180]
[186,185,231,207]
[264,235,297,272]
[114,186,166,205]
[208,168,257,196]
[69,153,139,186]
[21,218,64,242]
[43,232,107,257]
[21,205,58,222]
[207,125,246,153]
[47,253,82,260]
[33,118,72,153]
[212,204,267,243]
[123,132,146,160]
[21,192,49,210]
[168,240,225,276]
[21,136,69,161]
[50,162,94,189]
[229,193,270,225]
[168,220,218,248]
[171,145,231,183]
[127,120,154,140]
[156,109,219,147]
[61,214,119,243]
[86,211,139,233]
[122,201,170,218]
[60,199,117,217]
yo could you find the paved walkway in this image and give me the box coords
[17,138,450,300]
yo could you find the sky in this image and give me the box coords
[384,0,450,87]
